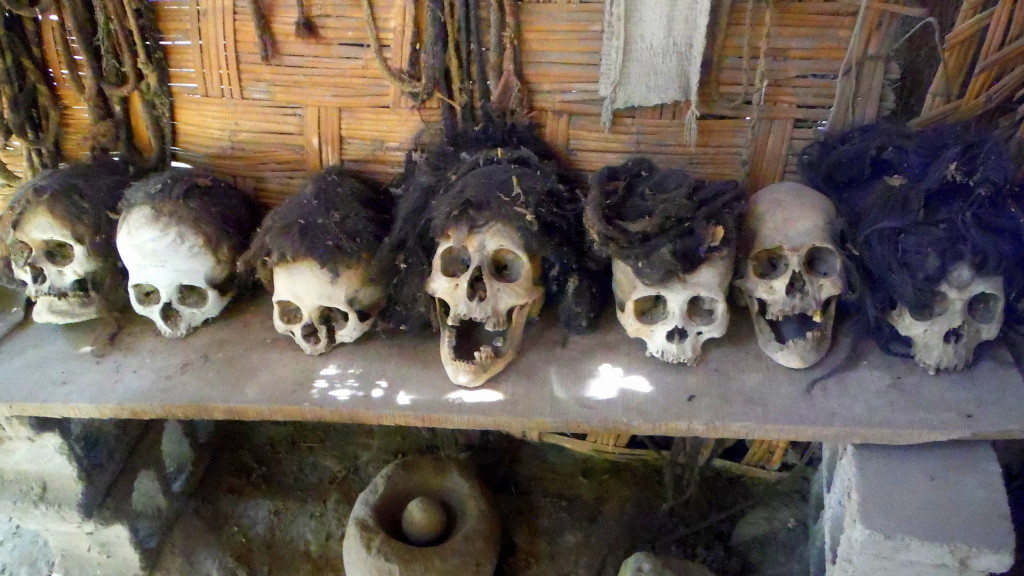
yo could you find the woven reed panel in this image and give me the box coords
[0,0,901,209]
[518,0,895,191]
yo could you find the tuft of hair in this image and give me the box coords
[120,169,263,293]
[241,165,393,292]
[375,118,606,334]
[800,121,1024,355]
[1,159,133,289]
[585,157,745,286]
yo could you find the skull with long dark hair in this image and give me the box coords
[377,121,606,387]
[242,165,393,355]
[1,160,132,324]
[800,122,1024,374]
[586,157,746,365]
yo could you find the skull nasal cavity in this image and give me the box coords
[301,322,321,346]
[29,264,46,286]
[786,272,806,297]
[160,303,182,331]
[467,266,487,302]
[666,325,689,343]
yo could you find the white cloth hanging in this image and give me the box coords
[599,0,713,143]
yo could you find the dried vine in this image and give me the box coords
[0,6,60,180]
[52,0,172,169]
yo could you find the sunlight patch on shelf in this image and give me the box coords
[584,364,653,400]
[319,365,341,376]
[328,388,364,401]
[396,390,414,405]
[444,389,504,403]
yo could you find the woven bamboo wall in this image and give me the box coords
[0,0,910,207]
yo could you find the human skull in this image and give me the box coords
[888,261,1003,374]
[271,259,384,355]
[425,221,544,387]
[10,203,105,324]
[613,251,732,365]
[117,206,234,338]
[735,182,844,369]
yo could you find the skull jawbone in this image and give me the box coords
[31,294,102,324]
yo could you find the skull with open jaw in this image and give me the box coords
[735,182,845,369]
[426,221,544,387]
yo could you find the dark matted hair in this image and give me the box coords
[799,121,1024,356]
[241,164,393,292]
[585,157,746,285]
[120,168,263,293]
[1,159,132,289]
[375,119,606,333]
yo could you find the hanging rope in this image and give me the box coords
[360,0,431,103]
[51,0,172,169]
[0,7,60,179]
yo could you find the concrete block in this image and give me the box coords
[93,419,216,571]
[0,417,144,517]
[0,419,215,575]
[0,513,55,576]
[823,442,1014,576]
[617,552,717,576]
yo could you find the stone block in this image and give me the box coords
[93,419,216,571]
[0,419,215,575]
[617,552,718,576]
[822,442,1014,576]
[0,417,144,517]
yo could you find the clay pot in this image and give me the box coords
[342,455,500,576]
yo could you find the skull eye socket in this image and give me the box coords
[43,240,74,267]
[439,245,471,278]
[750,248,788,280]
[10,241,31,268]
[686,296,719,327]
[319,306,349,327]
[804,246,840,278]
[132,284,161,307]
[968,292,1001,324]
[490,248,525,283]
[633,295,668,325]
[908,291,949,321]
[276,300,303,325]
[176,285,209,309]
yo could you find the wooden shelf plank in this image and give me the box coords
[0,290,1021,445]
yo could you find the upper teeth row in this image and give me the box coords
[763,308,825,322]
[444,309,509,331]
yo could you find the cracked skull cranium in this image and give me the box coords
[735,182,844,369]
[888,261,1003,374]
[425,221,544,387]
[10,203,106,324]
[272,259,384,356]
[117,206,234,338]
[613,251,732,365]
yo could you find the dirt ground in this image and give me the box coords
[152,422,813,576]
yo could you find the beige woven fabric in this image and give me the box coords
[599,0,712,142]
